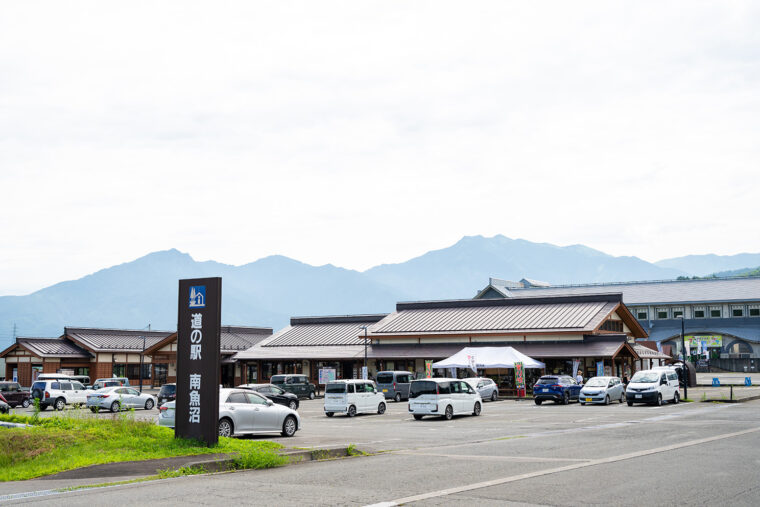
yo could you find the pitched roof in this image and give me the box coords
[143,326,273,356]
[490,276,760,305]
[367,294,645,337]
[233,315,386,360]
[64,327,173,353]
[642,318,760,344]
[0,337,91,359]
[633,344,671,360]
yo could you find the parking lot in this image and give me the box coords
[5,392,760,506]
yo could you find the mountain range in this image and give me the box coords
[1,235,757,346]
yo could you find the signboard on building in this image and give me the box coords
[425,360,433,378]
[175,277,221,447]
[686,335,722,348]
[318,368,336,384]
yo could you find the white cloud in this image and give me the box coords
[1,1,759,294]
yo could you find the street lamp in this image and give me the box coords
[679,315,687,401]
[359,326,369,379]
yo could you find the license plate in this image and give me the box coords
[541,388,547,392]
[382,389,388,392]
[585,398,592,402]
[635,394,642,399]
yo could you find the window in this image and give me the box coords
[636,308,648,320]
[72,382,84,390]
[750,305,760,317]
[731,306,744,317]
[347,383,355,393]
[246,392,268,405]
[656,308,668,319]
[693,307,706,318]
[226,393,248,404]
[437,382,451,395]
[113,364,126,378]
[672,307,684,319]
[60,382,72,390]
[709,306,721,318]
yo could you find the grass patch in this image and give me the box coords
[0,412,282,482]
[346,444,368,456]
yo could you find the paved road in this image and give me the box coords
[4,395,760,506]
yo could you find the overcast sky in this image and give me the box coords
[1,1,758,296]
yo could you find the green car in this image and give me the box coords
[270,374,317,400]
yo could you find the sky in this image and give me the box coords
[1,1,759,296]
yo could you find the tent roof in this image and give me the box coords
[432,346,545,369]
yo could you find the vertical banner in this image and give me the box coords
[572,359,580,378]
[361,366,368,380]
[467,355,478,375]
[596,361,604,377]
[425,360,433,378]
[176,277,221,446]
[514,361,525,391]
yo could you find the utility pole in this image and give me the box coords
[680,316,687,401]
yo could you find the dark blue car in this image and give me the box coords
[533,375,581,405]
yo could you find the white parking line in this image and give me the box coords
[367,426,760,506]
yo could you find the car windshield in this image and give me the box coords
[159,385,176,395]
[325,383,346,394]
[376,374,394,384]
[536,377,559,385]
[409,381,437,398]
[631,372,659,383]
[584,378,608,387]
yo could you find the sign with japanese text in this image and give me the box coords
[425,360,433,378]
[686,335,722,348]
[176,277,221,446]
[318,368,336,384]
[514,361,525,390]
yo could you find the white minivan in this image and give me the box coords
[324,379,387,417]
[408,378,482,420]
[626,369,680,406]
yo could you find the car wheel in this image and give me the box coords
[325,412,334,417]
[281,416,297,437]
[309,391,316,400]
[55,398,66,411]
[491,391,497,402]
[673,391,680,404]
[288,400,298,410]
[473,402,481,416]
[90,407,99,413]
[110,401,121,413]
[144,399,154,410]
[347,405,357,417]
[413,414,424,420]
[534,399,542,405]
[377,403,386,415]
[22,399,30,408]
[218,418,233,437]
[604,395,610,406]
[39,404,48,411]
[443,405,453,420]
[394,393,402,403]
[655,394,662,406]
[627,400,634,407]
[562,392,569,405]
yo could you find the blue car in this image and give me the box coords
[533,375,581,405]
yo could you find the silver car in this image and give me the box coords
[579,376,625,405]
[87,386,156,413]
[463,377,499,402]
[158,388,301,438]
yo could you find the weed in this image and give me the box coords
[230,448,287,470]
[701,392,707,402]
[346,444,367,457]
[157,465,207,479]
[310,449,330,460]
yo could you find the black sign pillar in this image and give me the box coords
[175,277,221,446]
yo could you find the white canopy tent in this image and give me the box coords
[432,346,545,370]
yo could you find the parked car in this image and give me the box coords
[239,384,299,410]
[92,377,129,390]
[579,376,625,405]
[0,396,9,414]
[71,375,91,387]
[408,378,482,420]
[375,371,414,402]
[87,386,156,413]
[324,379,386,417]
[157,383,176,408]
[533,375,581,405]
[626,369,680,406]
[158,389,301,437]
[30,380,88,410]
[463,377,499,402]
[0,381,32,408]
[270,375,316,400]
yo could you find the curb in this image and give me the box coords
[0,422,31,429]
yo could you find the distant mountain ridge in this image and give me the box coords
[656,253,760,277]
[0,235,755,347]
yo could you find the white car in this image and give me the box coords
[626,369,680,406]
[463,377,499,402]
[158,388,301,438]
[408,378,482,420]
[324,379,387,417]
[30,379,88,411]
[87,386,156,413]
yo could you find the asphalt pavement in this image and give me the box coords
[3,393,760,506]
